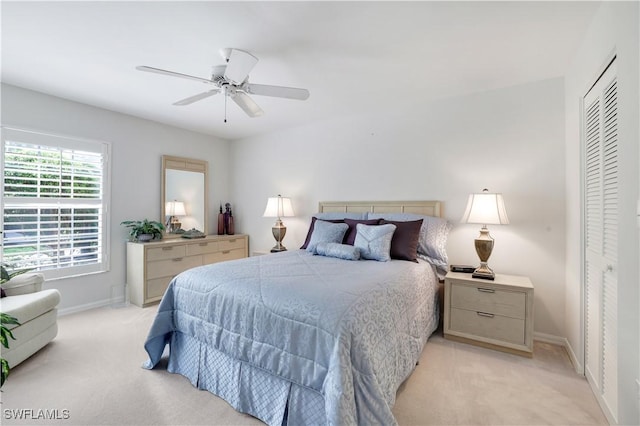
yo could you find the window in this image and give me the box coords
[1,127,110,280]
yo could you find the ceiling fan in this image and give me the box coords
[136,48,310,121]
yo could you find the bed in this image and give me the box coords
[143,201,451,425]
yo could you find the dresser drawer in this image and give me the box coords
[218,237,246,251]
[450,307,525,345]
[146,245,186,261]
[450,281,526,319]
[146,276,172,300]
[147,255,202,280]
[203,248,246,264]
[186,240,219,256]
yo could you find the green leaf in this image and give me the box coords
[0,313,20,326]
[1,358,10,387]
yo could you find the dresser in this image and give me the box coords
[126,234,248,307]
[444,271,534,357]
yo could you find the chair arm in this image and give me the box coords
[2,273,45,296]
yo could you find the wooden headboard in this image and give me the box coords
[318,200,442,217]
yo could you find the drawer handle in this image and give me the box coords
[162,247,174,251]
[477,287,495,293]
[198,243,208,247]
[477,312,495,318]
[222,250,231,254]
[172,258,183,262]
[228,239,236,243]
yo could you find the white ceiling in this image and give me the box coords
[1,1,600,141]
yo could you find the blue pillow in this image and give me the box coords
[306,220,349,254]
[315,242,361,261]
[353,223,397,262]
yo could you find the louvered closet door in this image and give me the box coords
[583,59,618,423]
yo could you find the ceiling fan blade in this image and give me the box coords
[223,49,258,85]
[229,91,264,117]
[173,89,221,106]
[136,66,214,85]
[246,83,310,100]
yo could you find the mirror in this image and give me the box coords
[161,155,208,236]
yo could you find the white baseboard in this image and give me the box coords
[534,332,583,375]
[58,298,114,316]
[533,331,565,345]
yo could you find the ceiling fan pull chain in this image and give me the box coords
[224,87,228,123]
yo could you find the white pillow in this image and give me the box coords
[353,223,396,262]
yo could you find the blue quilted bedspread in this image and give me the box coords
[144,250,438,425]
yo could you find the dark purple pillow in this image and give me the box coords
[300,217,345,249]
[380,219,423,262]
[1,287,6,298]
[343,218,382,245]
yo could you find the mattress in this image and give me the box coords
[144,249,439,425]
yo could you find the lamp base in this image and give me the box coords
[472,263,495,280]
[271,221,287,253]
[472,227,495,280]
[168,217,182,233]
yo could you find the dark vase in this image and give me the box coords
[217,214,225,235]
[227,211,235,235]
[217,204,225,235]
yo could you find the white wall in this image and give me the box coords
[230,77,567,338]
[564,2,639,424]
[1,84,230,313]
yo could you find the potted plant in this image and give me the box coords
[1,313,19,387]
[1,263,28,387]
[121,219,165,242]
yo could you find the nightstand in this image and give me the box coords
[444,271,534,357]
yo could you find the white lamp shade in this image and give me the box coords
[263,196,295,218]
[166,201,186,216]
[461,192,509,225]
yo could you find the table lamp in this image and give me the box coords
[166,200,186,233]
[461,189,509,280]
[263,195,295,252]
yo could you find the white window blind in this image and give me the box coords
[1,127,110,280]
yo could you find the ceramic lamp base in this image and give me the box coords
[270,221,287,252]
[473,226,496,280]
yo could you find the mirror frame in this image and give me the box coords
[161,155,209,236]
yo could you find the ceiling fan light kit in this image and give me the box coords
[137,48,309,121]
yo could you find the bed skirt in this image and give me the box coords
[169,331,327,426]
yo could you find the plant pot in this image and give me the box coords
[137,234,154,242]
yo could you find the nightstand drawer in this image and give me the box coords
[450,282,526,319]
[450,307,525,345]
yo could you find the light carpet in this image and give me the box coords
[1,304,607,425]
